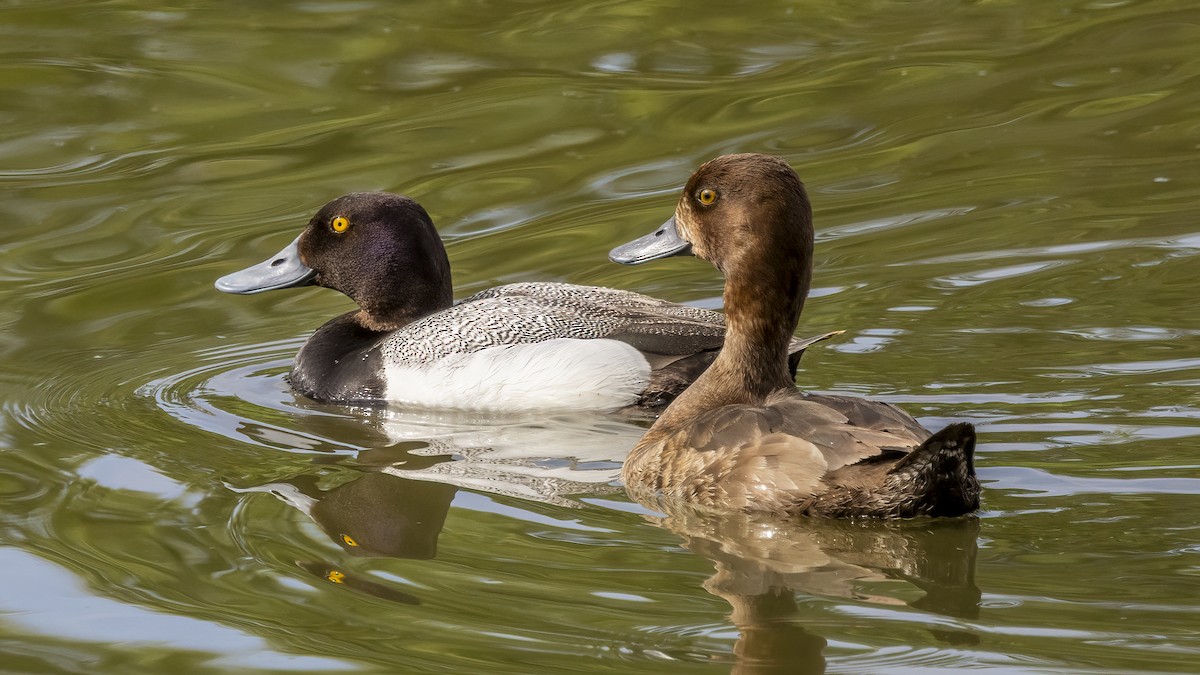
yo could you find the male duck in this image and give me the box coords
[215,192,836,412]
[610,153,980,518]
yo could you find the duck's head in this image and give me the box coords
[610,153,813,279]
[215,192,453,330]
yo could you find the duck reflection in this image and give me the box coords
[652,507,980,674]
[238,408,979,669]
[369,408,639,506]
[266,469,457,559]
[294,559,423,605]
[239,447,459,603]
[239,409,645,604]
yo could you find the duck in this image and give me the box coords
[609,153,980,518]
[214,192,838,412]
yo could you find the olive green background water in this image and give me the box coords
[2,0,1198,672]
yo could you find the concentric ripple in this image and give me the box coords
[136,335,644,503]
[138,336,366,455]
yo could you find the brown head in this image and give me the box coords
[216,192,454,331]
[674,153,813,281]
[611,153,816,408]
[611,153,815,336]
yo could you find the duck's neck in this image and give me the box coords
[294,283,453,400]
[353,267,454,333]
[720,261,808,389]
[651,258,811,433]
[354,293,450,333]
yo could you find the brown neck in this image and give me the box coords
[350,260,454,333]
[354,308,418,333]
[354,286,451,333]
[650,257,810,434]
[633,152,817,446]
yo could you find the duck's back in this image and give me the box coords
[370,282,738,412]
[378,282,729,366]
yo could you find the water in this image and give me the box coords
[1,0,1198,672]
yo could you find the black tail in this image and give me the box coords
[888,422,980,517]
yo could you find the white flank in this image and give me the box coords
[383,338,651,412]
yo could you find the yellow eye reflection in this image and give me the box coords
[340,534,359,547]
[698,188,717,206]
[331,216,350,233]
[326,569,346,584]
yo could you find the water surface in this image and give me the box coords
[1,0,1198,672]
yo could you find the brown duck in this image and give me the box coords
[610,153,980,518]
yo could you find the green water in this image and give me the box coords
[2,0,1198,672]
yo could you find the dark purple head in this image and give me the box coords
[216,192,454,329]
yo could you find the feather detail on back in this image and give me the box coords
[376,283,731,366]
[627,391,931,513]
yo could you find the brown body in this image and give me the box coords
[616,154,979,518]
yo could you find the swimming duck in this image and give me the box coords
[215,192,837,412]
[610,153,979,518]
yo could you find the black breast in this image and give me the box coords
[289,312,388,404]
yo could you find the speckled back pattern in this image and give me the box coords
[375,282,728,365]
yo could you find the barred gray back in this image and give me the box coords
[377,282,728,365]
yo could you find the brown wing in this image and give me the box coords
[651,404,828,512]
[763,395,925,470]
[643,393,929,513]
[800,392,930,442]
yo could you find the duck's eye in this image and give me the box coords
[697,188,718,206]
[340,534,359,547]
[331,216,350,233]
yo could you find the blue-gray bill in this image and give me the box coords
[608,217,693,265]
[214,234,317,295]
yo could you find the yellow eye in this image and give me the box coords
[331,216,350,233]
[698,188,717,206]
[326,569,346,584]
[340,534,359,547]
